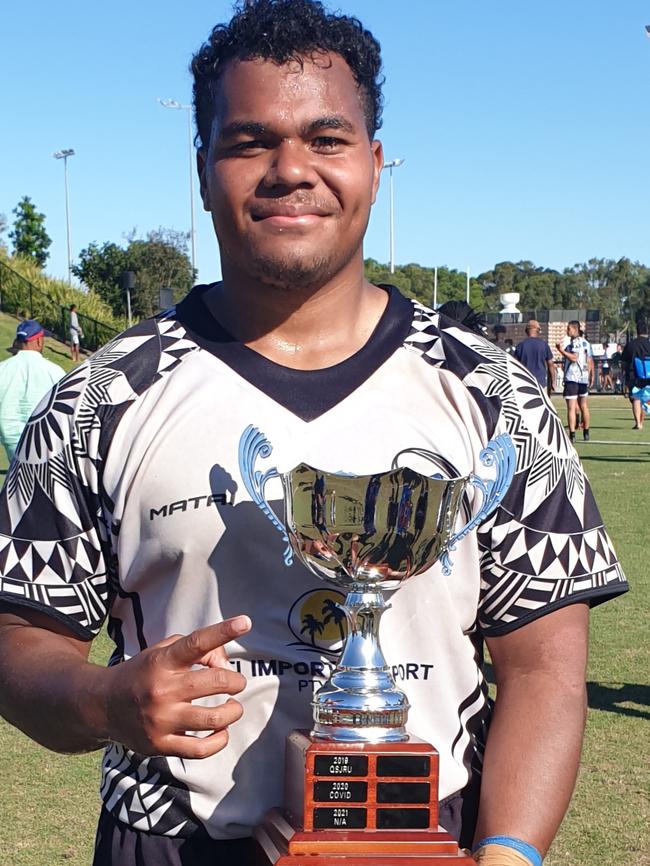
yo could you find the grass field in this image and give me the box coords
[0,380,647,864]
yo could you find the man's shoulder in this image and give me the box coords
[405,300,553,435]
[0,353,18,384]
[76,308,199,405]
[0,352,18,369]
[42,357,66,379]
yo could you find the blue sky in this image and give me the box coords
[1,0,648,287]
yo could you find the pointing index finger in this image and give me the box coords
[167,616,251,667]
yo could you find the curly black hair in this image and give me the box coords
[190,0,384,150]
[437,301,488,337]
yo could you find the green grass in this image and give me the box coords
[0,394,648,865]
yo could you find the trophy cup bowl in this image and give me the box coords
[239,426,516,744]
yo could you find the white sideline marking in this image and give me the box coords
[575,440,648,446]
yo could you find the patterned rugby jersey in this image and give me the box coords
[564,336,593,385]
[0,284,626,839]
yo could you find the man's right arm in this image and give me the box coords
[0,605,251,758]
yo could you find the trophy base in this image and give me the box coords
[254,808,474,864]
[252,731,473,864]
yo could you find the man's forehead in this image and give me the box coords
[212,53,365,129]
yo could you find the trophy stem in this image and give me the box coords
[311,586,410,743]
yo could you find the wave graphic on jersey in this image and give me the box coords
[287,588,347,656]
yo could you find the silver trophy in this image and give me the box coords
[239,425,515,744]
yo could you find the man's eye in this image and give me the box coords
[313,137,344,151]
[234,140,268,152]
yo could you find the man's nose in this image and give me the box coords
[262,140,318,189]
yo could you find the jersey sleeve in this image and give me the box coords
[0,365,118,639]
[475,367,627,636]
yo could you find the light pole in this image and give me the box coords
[52,148,75,282]
[158,98,197,275]
[382,158,405,274]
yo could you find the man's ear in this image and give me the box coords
[197,149,211,211]
[370,139,384,205]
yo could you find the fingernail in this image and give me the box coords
[231,615,251,633]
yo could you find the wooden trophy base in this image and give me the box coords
[253,731,474,864]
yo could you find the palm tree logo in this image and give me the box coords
[300,613,324,646]
[287,589,347,655]
[322,598,347,643]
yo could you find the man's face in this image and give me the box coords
[567,324,579,338]
[198,54,383,289]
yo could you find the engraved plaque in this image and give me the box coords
[313,754,369,777]
[313,807,368,829]
[313,780,368,803]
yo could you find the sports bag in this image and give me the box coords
[633,356,650,379]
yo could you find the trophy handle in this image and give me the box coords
[439,433,516,576]
[238,425,294,566]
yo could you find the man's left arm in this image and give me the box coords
[473,602,589,858]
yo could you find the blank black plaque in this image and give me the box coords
[314,755,369,777]
[313,781,368,803]
[313,807,368,829]
[376,808,430,830]
[376,782,430,804]
[376,755,430,777]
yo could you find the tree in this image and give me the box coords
[74,228,195,320]
[9,196,51,268]
[72,242,130,316]
[126,228,194,318]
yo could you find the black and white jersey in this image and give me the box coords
[0,284,626,839]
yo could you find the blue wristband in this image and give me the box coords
[473,836,543,866]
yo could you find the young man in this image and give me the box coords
[556,321,594,443]
[0,3,627,866]
[0,319,65,462]
[621,320,650,430]
[514,319,555,392]
[69,303,83,361]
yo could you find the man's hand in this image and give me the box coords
[0,608,252,757]
[103,616,251,759]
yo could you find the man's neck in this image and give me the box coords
[203,265,389,371]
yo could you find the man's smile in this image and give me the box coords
[250,202,335,227]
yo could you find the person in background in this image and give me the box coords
[610,343,624,394]
[0,319,65,462]
[556,321,593,444]
[503,338,516,357]
[69,304,84,362]
[600,341,613,391]
[622,319,650,430]
[514,319,555,393]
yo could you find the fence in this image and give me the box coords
[0,260,119,352]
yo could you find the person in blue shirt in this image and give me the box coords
[514,320,555,393]
[0,320,65,461]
